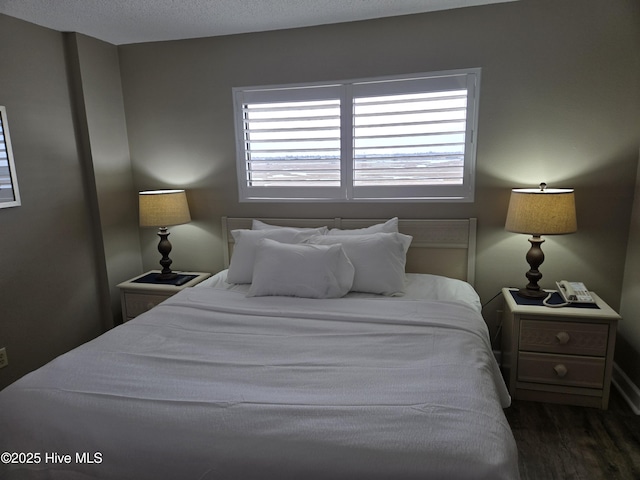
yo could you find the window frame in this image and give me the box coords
[233,68,480,203]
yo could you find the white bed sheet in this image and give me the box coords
[0,287,518,480]
[199,269,483,313]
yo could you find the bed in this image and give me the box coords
[0,217,520,480]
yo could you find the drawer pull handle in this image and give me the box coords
[553,364,568,377]
[556,331,570,345]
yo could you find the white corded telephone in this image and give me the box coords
[543,281,595,307]
[556,281,594,303]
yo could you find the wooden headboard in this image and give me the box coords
[221,217,477,286]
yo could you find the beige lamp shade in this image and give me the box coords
[505,186,577,235]
[139,190,191,227]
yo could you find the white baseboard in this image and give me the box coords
[612,362,640,415]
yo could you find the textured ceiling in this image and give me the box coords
[0,0,517,45]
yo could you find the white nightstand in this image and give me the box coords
[500,288,621,409]
[117,270,212,322]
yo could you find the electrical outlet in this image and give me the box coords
[0,347,8,368]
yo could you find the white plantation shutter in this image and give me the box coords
[0,121,8,191]
[0,106,21,208]
[242,99,341,187]
[234,69,479,202]
[350,72,477,201]
[235,84,345,200]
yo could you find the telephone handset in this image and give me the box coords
[543,281,595,307]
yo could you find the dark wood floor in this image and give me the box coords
[504,388,640,479]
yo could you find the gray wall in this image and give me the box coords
[620,152,640,389]
[0,15,106,387]
[0,18,142,389]
[68,33,143,324]
[119,0,639,336]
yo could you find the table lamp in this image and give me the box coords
[505,183,577,299]
[139,189,191,280]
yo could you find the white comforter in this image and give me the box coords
[0,288,519,480]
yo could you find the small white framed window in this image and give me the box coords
[233,68,480,202]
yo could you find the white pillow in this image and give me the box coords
[327,217,398,235]
[306,232,412,295]
[227,228,325,284]
[248,239,355,299]
[252,219,329,234]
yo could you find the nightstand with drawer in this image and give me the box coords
[500,288,620,409]
[117,270,212,322]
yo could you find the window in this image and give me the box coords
[0,106,21,209]
[233,69,480,202]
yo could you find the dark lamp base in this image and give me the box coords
[155,272,179,281]
[516,234,548,300]
[156,227,177,281]
[517,287,549,299]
